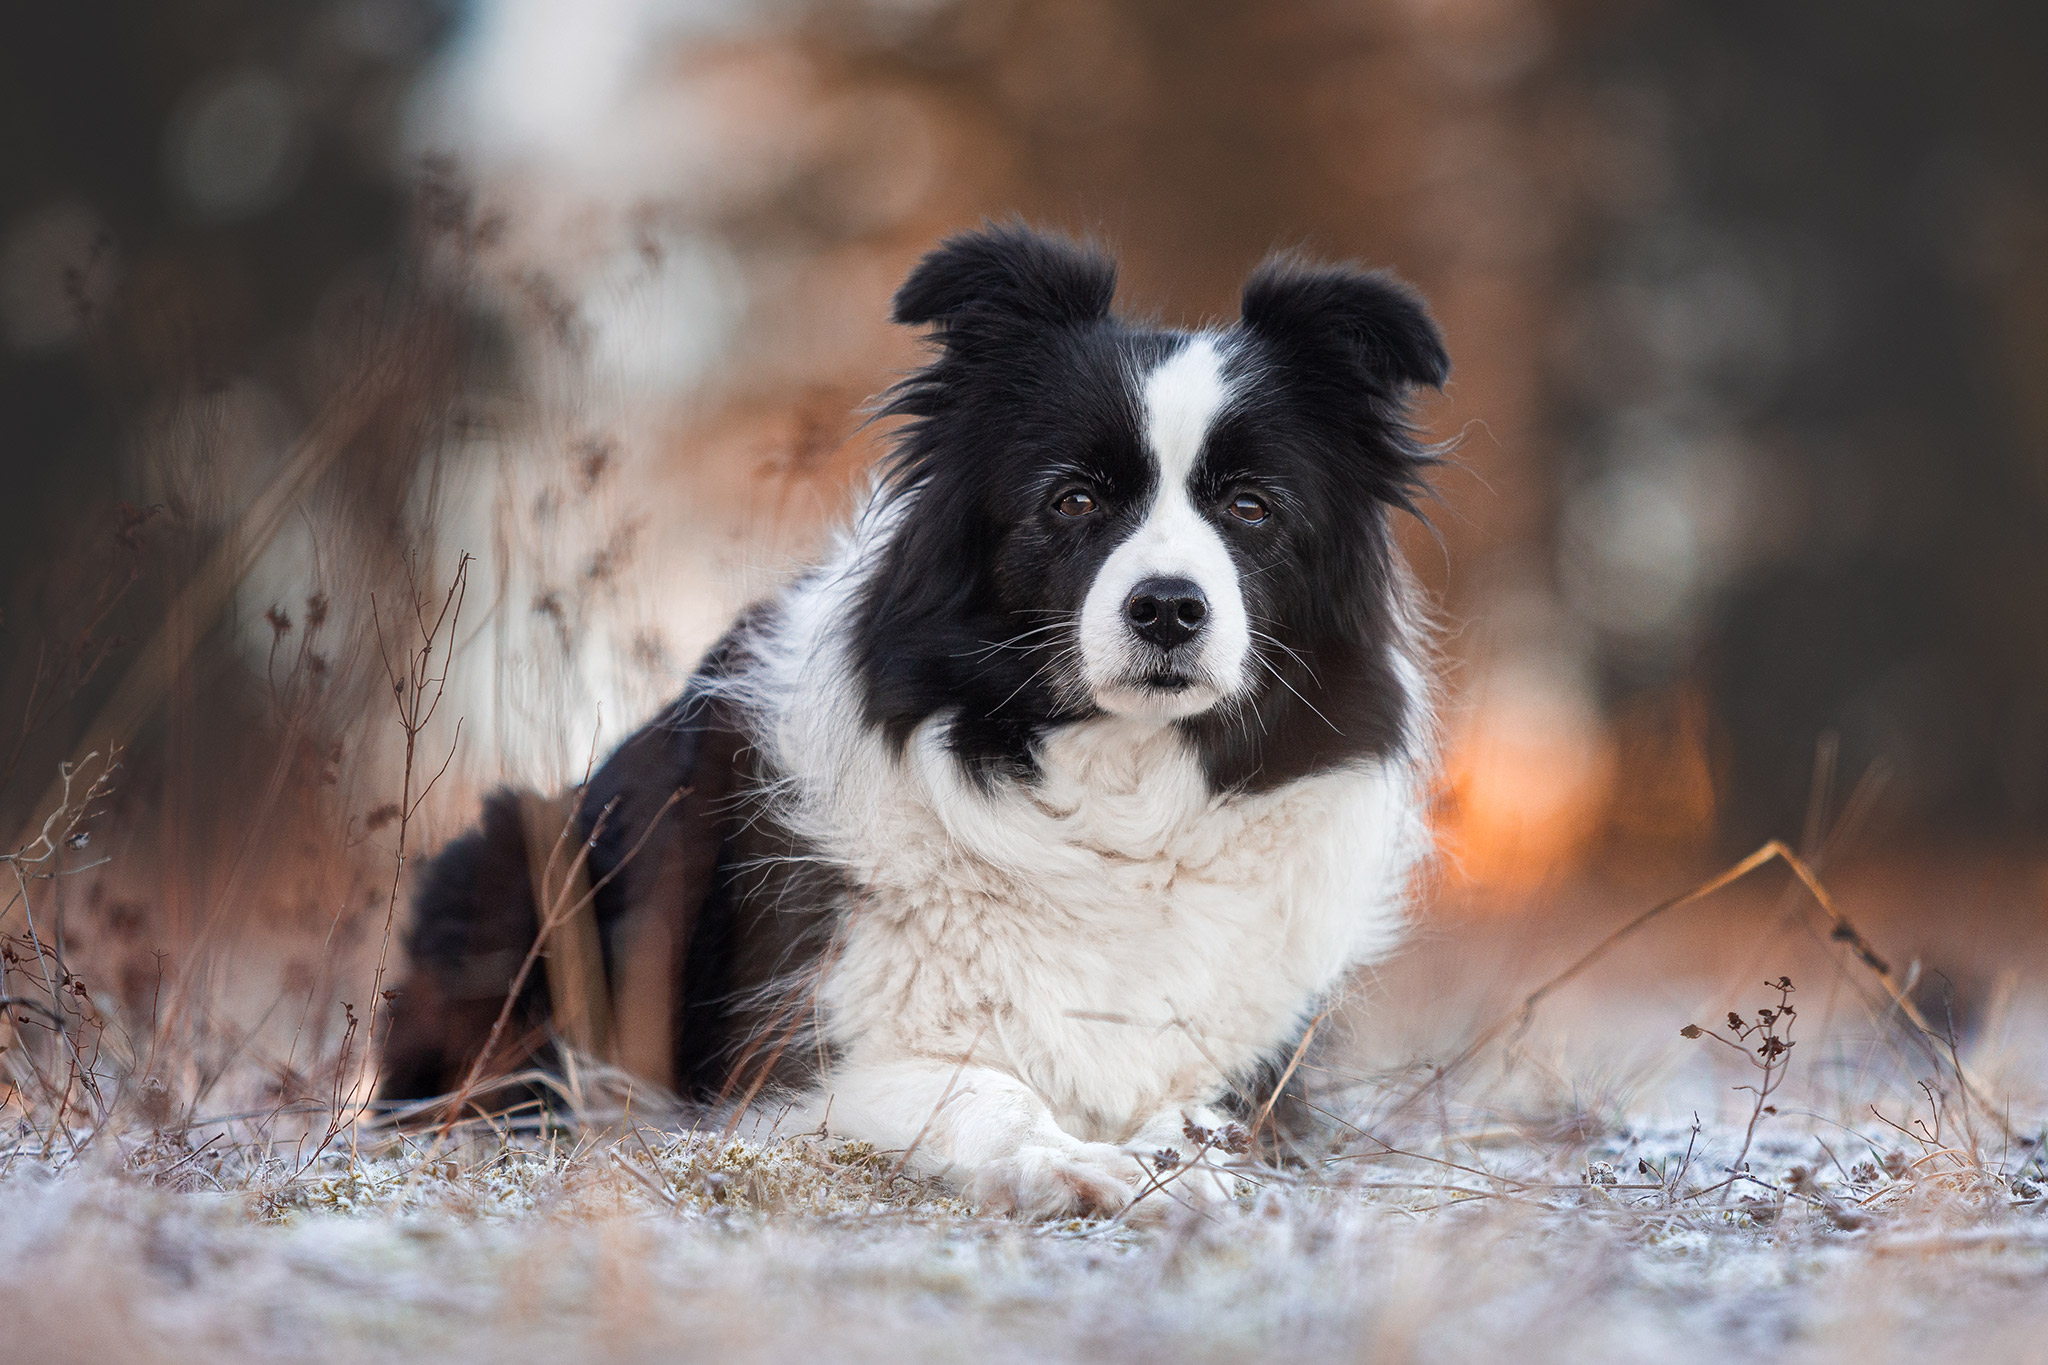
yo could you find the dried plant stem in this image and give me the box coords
[1,753,120,1151]
[1389,840,2009,1135]
[886,1019,992,1182]
[1683,976,1799,1200]
[364,551,472,1058]
[1249,1006,1329,1143]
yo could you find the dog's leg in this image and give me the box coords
[817,1057,1150,1218]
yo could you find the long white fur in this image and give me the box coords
[712,334,1432,1218]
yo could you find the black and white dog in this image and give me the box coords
[382,224,1448,1218]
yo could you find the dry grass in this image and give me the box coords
[3,837,2044,1362]
[1,1087,2043,1364]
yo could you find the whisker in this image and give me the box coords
[990,648,1075,716]
[1246,626,1320,684]
[1252,652,1342,735]
[950,621,1071,660]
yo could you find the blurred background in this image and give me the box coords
[2,1,2045,1124]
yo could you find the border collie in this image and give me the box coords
[381,224,1449,1219]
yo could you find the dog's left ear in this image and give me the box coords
[1239,256,1449,392]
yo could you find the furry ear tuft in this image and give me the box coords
[893,223,1117,332]
[1240,257,1449,390]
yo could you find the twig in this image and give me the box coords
[1379,841,2009,1136]
[888,1019,992,1182]
[365,552,472,1059]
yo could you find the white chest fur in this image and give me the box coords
[818,715,1424,1139]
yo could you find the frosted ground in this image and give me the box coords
[5,856,2044,1363]
[3,1109,2044,1365]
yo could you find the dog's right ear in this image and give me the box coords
[892,223,1117,332]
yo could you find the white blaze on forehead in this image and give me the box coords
[1140,336,1231,486]
[1074,334,1254,721]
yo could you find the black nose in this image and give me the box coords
[1125,577,1209,649]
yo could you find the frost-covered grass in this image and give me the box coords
[7,844,2045,1362]
[3,1089,2043,1364]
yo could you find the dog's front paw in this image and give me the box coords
[966,1142,1142,1220]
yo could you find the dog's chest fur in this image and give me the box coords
[832,722,1418,1139]
[737,528,1427,1141]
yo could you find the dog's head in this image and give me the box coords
[857,224,1447,791]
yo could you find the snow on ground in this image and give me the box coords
[5,861,2043,1362]
[3,1100,2042,1364]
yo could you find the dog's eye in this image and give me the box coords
[1055,489,1099,518]
[1227,494,1269,525]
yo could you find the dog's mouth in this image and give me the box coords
[1088,667,1228,722]
[1139,671,1196,693]
[1086,648,1241,720]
